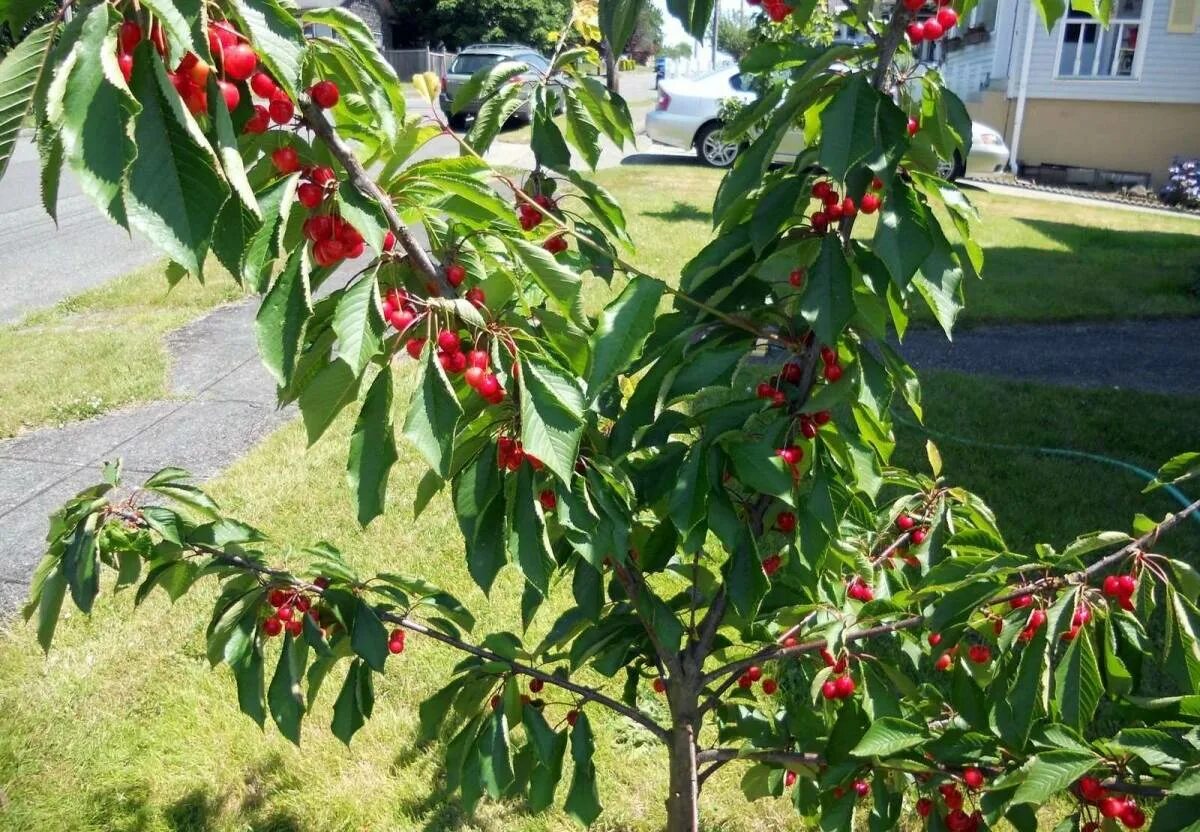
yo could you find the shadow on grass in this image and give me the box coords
[620,152,703,167]
[643,201,712,223]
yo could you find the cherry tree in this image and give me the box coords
[2,0,1199,829]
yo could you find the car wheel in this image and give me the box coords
[448,112,468,132]
[936,151,966,181]
[695,123,739,168]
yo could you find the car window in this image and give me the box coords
[450,54,502,75]
[729,73,746,91]
[519,53,550,71]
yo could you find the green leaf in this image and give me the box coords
[519,354,585,484]
[664,0,716,41]
[300,6,406,117]
[2,0,49,33]
[240,174,298,290]
[37,123,63,223]
[348,370,399,527]
[819,75,888,182]
[1146,452,1200,492]
[124,44,228,274]
[479,711,514,799]
[229,0,306,98]
[1011,750,1098,805]
[231,641,266,727]
[509,238,585,326]
[255,247,312,386]
[331,659,369,745]
[508,464,555,596]
[35,568,67,653]
[299,358,360,445]
[403,344,463,477]
[62,512,99,613]
[0,19,55,182]
[586,275,663,400]
[531,92,572,169]
[563,87,601,170]
[60,7,137,228]
[464,83,523,154]
[564,711,602,825]
[851,717,926,757]
[871,177,933,290]
[452,59,527,115]
[801,234,854,347]
[351,598,389,672]
[598,0,644,54]
[911,223,964,339]
[333,272,384,375]
[268,634,305,745]
[1053,628,1102,732]
[1149,795,1200,832]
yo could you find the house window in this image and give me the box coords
[1057,0,1146,78]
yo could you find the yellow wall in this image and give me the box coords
[968,95,1200,187]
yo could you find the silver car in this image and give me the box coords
[646,66,1010,178]
[439,44,555,130]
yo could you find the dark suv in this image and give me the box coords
[439,44,557,129]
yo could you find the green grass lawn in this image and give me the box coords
[0,163,1197,831]
[0,264,245,439]
[589,164,1200,324]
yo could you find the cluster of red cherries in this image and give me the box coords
[819,344,844,383]
[810,178,883,233]
[760,0,795,23]
[517,195,555,231]
[761,553,782,576]
[905,0,960,44]
[388,628,406,655]
[1102,572,1138,611]
[1006,593,1047,642]
[261,582,324,637]
[497,436,543,472]
[818,649,856,699]
[736,665,779,694]
[1077,777,1146,829]
[755,359,806,407]
[930,638,991,672]
[846,576,875,602]
[914,772,986,830]
[299,210,366,267]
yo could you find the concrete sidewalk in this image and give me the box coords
[0,300,291,612]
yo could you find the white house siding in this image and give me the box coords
[1006,0,1200,103]
[942,41,997,100]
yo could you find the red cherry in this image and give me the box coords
[653,677,667,693]
[117,52,134,83]
[784,770,797,787]
[282,618,301,636]
[789,269,805,287]
[916,797,932,817]
[871,176,884,191]
[778,446,804,466]
[311,166,336,187]
[310,80,340,108]
[543,234,568,254]
[853,779,870,798]
[1121,804,1145,829]
[840,197,857,218]
[762,554,782,577]
[824,363,843,382]
[268,589,288,607]
[1073,607,1092,627]
[250,71,277,99]
[221,43,257,81]
[747,666,763,682]
[1099,797,1127,819]
[268,91,294,124]
[821,680,838,700]
[216,80,239,110]
[1117,574,1136,596]
[405,337,426,359]
[243,104,269,134]
[566,709,580,726]
[860,192,881,214]
[928,632,942,647]
[907,117,919,137]
[478,373,501,397]
[963,767,984,790]
[903,0,924,9]
[263,617,283,636]
[800,421,818,439]
[208,21,240,53]
[781,362,802,383]
[1103,575,1122,596]
[811,181,832,200]
[446,263,467,287]
[968,644,991,665]
[896,514,916,531]
[762,678,778,695]
[271,146,301,174]
[297,182,323,209]
[776,511,796,533]
[822,190,840,208]
[783,636,798,649]
[538,489,557,511]
[1010,593,1033,609]
[907,22,926,43]
[1078,776,1107,803]
[811,211,829,232]
[388,629,406,654]
[937,7,959,28]
[911,528,928,545]
[922,19,945,40]
[119,20,142,53]
[382,230,396,252]
[1027,609,1047,631]
[436,330,461,353]
[834,674,855,698]
[826,203,844,222]
[465,350,489,370]
[738,674,753,689]
[935,653,952,671]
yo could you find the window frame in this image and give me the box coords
[1052,0,1154,81]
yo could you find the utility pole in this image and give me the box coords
[711,0,720,68]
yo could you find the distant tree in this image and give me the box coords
[716,13,753,60]
[625,2,663,63]
[389,0,571,50]
[661,41,693,61]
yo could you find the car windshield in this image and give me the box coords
[450,54,504,75]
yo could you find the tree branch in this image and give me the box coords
[113,509,670,742]
[299,99,453,296]
[702,497,1200,686]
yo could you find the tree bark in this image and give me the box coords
[665,716,700,832]
[603,40,620,93]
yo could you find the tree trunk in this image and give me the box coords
[665,716,700,832]
[604,42,620,94]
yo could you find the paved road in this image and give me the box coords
[896,318,1200,397]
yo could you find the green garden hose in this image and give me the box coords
[892,412,1200,527]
